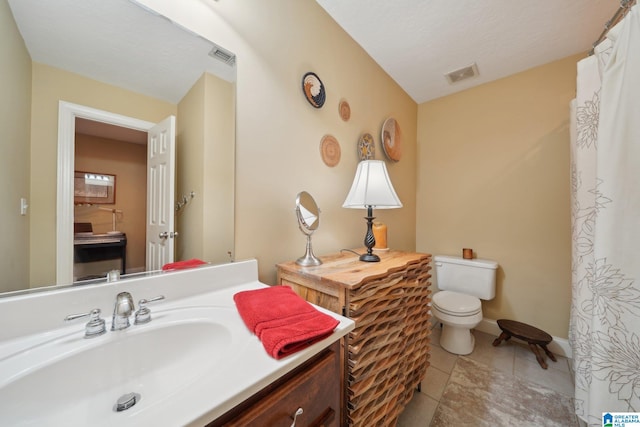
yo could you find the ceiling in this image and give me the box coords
[315,0,619,103]
[8,0,618,106]
[7,0,236,104]
[75,118,147,144]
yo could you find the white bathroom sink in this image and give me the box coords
[0,306,249,426]
[0,262,353,426]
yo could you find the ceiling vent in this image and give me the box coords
[445,63,479,84]
[209,45,236,66]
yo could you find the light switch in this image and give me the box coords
[20,198,28,215]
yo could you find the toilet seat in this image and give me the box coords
[432,290,481,316]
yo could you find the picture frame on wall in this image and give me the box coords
[74,171,116,204]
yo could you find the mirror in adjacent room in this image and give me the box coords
[1,0,236,295]
[295,191,322,266]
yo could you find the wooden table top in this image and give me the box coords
[276,249,431,290]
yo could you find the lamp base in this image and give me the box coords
[359,252,380,262]
[358,205,381,262]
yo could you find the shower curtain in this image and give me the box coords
[570,4,640,425]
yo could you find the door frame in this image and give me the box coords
[56,101,155,285]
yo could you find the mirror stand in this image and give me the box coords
[295,191,322,266]
[297,234,322,266]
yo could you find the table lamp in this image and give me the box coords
[342,160,402,262]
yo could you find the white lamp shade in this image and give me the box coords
[342,160,402,209]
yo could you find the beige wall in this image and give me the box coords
[229,0,418,284]
[29,63,176,286]
[417,54,580,338]
[0,1,31,292]
[177,75,206,261]
[139,0,419,284]
[74,135,147,274]
[202,73,235,264]
[176,73,235,265]
[4,0,585,339]
[5,0,582,339]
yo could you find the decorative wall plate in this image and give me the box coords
[339,99,351,121]
[320,134,341,167]
[381,117,402,161]
[302,72,326,108]
[358,133,375,160]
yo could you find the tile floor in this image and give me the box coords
[398,325,577,426]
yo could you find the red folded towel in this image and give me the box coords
[233,286,339,359]
[259,313,337,359]
[162,258,207,271]
[234,286,316,332]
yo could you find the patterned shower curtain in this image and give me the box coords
[569,4,640,425]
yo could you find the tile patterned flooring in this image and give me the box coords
[398,326,578,426]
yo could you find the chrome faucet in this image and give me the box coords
[111,291,134,331]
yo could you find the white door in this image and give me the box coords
[146,116,176,271]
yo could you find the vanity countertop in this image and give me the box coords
[0,260,354,427]
[167,280,354,427]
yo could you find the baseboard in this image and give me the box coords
[475,318,572,359]
[429,313,573,359]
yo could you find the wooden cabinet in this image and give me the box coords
[209,342,340,427]
[276,250,432,427]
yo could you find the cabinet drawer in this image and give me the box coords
[218,343,340,427]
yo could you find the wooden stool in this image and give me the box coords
[492,319,557,369]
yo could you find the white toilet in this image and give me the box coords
[431,255,498,355]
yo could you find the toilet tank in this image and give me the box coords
[434,255,498,300]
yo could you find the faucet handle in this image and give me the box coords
[64,308,106,338]
[134,295,165,325]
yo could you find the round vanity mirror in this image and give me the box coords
[295,191,322,266]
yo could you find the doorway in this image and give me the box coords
[56,102,175,285]
[73,118,147,281]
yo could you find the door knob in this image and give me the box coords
[170,231,179,238]
[159,231,168,239]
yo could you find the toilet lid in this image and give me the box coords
[433,291,481,316]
